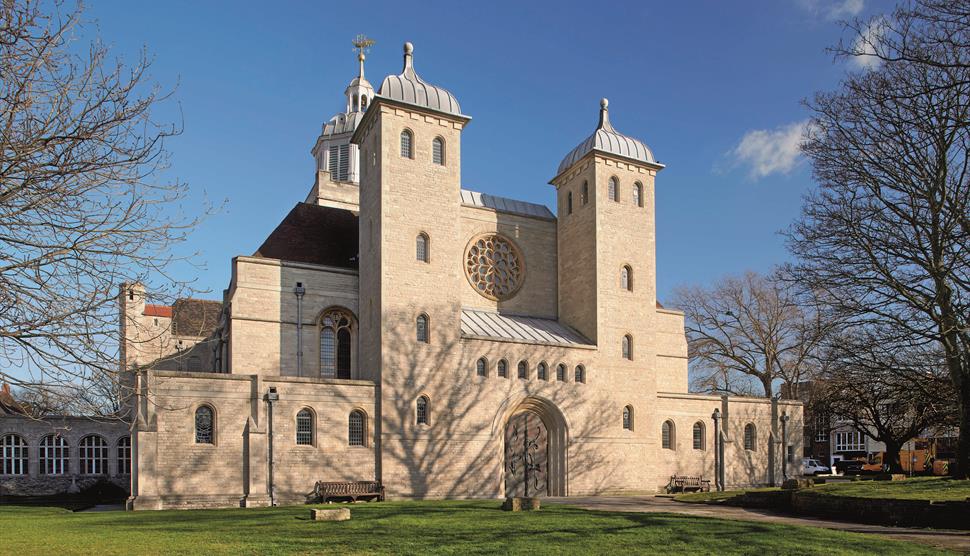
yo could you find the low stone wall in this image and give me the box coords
[0,475,128,498]
[791,491,970,530]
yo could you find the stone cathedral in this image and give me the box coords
[113,42,802,510]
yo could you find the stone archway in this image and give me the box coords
[503,397,567,497]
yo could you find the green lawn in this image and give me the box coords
[812,477,970,501]
[0,500,951,555]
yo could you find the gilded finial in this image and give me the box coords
[352,34,375,79]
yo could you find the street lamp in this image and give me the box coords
[712,408,721,491]
[781,411,791,481]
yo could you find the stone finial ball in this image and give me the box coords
[601,98,609,109]
[404,42,414,54]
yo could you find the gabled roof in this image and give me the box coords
[557,98,661,177]
[460,308,593,348]
[254,203,359,270]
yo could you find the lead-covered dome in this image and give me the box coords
[378,42,462,116]
[557,98,659,176]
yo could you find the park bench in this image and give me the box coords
[313,481,385,503]
[667,475,711,493]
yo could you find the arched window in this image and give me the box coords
[497,359,508,378]
[416,314,430,343]
[416,233,429,262]
[693,422,706,451]
[662,420,675,450]
[556,363,566,382]
[581,181,589,205]
[0,434,27,475]
[117,436,131,475]
[744,423,757,451]
[79,435,108,475]
[39,434,68,475]
[187,356,202,372]
[622,334,633,360]
[608,177,619,202]
[567,191,573,215]
[349,410,366,446]
[320,309,355,379]
[622,406,634,430]
[537,362,548,381]
[621,265,632,291]
[575,365,586,384]
[400,129,413,158]
[633,182,643,207]
[432,137,445,165]
[361,96,368,111]
[476,357,488,377]
[195,405,214,444]
[296,409,314,446]
[517,360,528,380]
[416,396,430,425]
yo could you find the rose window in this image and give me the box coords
[465,234,524,300]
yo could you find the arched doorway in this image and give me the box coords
[503,397,567,497]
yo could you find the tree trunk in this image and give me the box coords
[883,441,903,474]
[958,379,970,479]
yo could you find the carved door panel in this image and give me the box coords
[504,411,548,497]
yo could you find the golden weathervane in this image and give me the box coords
[352,34,376,57]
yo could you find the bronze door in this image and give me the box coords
[505,411,548,497]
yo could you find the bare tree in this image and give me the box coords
[790,4,970,476]
[818,326,956,473]
[0,1,210,417]
[673,271,834,399]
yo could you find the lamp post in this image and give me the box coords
[294,282,305,377]
[712,408,721,492]
[781,411,790,481]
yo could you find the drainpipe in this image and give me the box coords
[266,386,279,506]
[712,408,721,492]
[294,282,305,377]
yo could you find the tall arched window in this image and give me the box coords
[692,422,705,451]
[567,191,573,215]
[296,409,314,446]
[497,359,508,378]
[621,265,632,291]
[79,435,108,475]
[416,314,430,343]
[537,362,548,381]
[581,181,589,205]
[476,357,488,377]
[662,420,675,450]
[575,365,586,384]
[622,405,634,430]
[349,410,366,446]
[633,182,643,207]
[195,405,214,444]
[744,423,757,451]
[117,436,131,475]
[432,137,445,165]
[0,434,27,475]
[400,129,413,158]
[320,309,355,379]
[416,396,430,425]
[556,363,566,382]
[416,233,429,262]
[39,434,68,475]
[517,360,528,380]
[608,177,619,202]
[622,334,633,360]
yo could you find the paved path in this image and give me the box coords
[546,495,970,553]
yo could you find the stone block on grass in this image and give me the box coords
[311,508,351,521]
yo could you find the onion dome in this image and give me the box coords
[557,98,660,176]
[378,42,462,116]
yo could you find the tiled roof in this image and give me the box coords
[171,299,222,338]
[460,190,554,220]
[144,304,173,318]
[254,203,359,270]
[460,308,592,348]
[0,383,27,415]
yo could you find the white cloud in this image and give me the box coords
[732,121,810,180]
[849,16,886,69]
[796,0,864,20]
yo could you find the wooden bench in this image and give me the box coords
[668,475,711,493]
[313,481,385,503]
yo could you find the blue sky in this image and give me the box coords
[83,0,890,303]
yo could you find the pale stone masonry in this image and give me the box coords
[104,41,803,509]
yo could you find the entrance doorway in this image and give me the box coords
[502,397,567,497]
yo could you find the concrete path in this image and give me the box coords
[546,495,970,553]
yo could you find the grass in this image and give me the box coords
[0,500,951,555]
[674,487,779,504]
[812,477,970,501]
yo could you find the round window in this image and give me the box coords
[464,234,524,301]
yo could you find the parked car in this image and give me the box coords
[834,459,864,476]
[802,458,830,476]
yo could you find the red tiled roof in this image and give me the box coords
[144,304,173,318]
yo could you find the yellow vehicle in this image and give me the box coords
[862,438,955,475]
